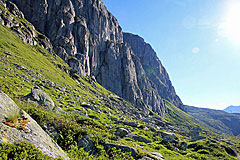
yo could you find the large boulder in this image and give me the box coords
[116,127,130,137]
[25,88,55,110]
[161,132,179,143]
[0,91,69,159]
[150,152,164,160]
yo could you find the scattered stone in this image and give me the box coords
[150,152,164,160]
[121,121,138,127]
[89,115,99,120]
[43,123,59,140]
[141,156,154,160]
[108,124,114,129]
[111,117,118,121]
[16,65,27,71]
[104,143,138,157]
[126,134,151,143]
[0,91,69,159]
[116,127,130,137]
[190,136,206,142]
[180,142,188,151]
[55,107,67,114]
[4,51,12,56]
[71,109,87,117]
[138,143,145,146]
[146,125,157,132]
[78,135,95,154]
[161,132,179,143]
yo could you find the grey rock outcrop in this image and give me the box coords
[25,88,55,110]
[9,0,182,116]
[141,156,154,160]
[0,0,36,46]
[78,135,95,154]
[141,152,165,160]
[180,142,188,151]
[0,0,55,53]
[161,131,179,143]
[104,143,138,157]
[150,152,164,160]
[116,127,130,137]
[0,91,69,159]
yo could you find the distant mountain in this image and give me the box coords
[184,105,240,136]
[224,105,240,113]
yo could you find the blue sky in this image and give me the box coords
[102,0,240,110]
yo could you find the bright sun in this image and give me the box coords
[222,2,240,45]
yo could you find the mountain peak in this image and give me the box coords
[224,105,240,113]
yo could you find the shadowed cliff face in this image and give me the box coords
[123,33,182,109]
[9,0,181,116]
[10,0,123,76]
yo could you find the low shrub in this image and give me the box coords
[0,141,61,160]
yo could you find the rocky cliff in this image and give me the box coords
[123,33,182,109]
[9,0,182,116]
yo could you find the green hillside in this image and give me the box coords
[0,22,239,159]
[0,2,239,158]
[184,105,240,136]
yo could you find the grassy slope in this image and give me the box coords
[184,105,240,136]
[0,18,239,160]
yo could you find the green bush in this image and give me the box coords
[106,147,134,160]
[0,141,61,160]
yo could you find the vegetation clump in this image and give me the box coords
[4,110,29,130]
[0,141,61,160]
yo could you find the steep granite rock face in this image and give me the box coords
[9,0,179,116]
[123,33,182,108]
[10,0,123,76]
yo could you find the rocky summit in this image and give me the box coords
[0,0,240,159]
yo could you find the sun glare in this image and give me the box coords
[222,2,240,45]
